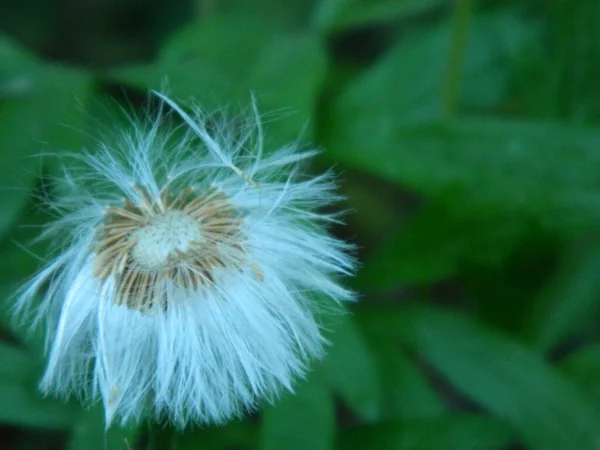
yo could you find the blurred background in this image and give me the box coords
[2,0,600,449]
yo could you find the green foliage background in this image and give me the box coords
[1,0,600,449]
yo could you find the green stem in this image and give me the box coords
[443,0,474,119]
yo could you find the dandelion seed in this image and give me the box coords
[16,92,355,428]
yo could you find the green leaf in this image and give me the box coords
[512,0,600,121]
[212,0,318,29]
[111,19,326,145]
[0,381,78,429]
[358,307,600,450]
[338,415,512,450]
[325,9,533,132]
[459,9,542,111]
[158,16,276,84]
[260,370,335,450]
[0,296,77,431]
[323,314,381,421]
[327,118,600,229]
[68,406,140,450]
[327,23,447,127]
[0,341,40,383]
[0,195,56,287]
[313,0,446,32]
[359,204,525,288]
[0,38,91,239]
[526,237,600,352]
[0,288,46,356]
[324,11,600,231]
[110,16,276,109]
[561,345,600,405]
[369,341,445,420]
[248,34,327,146]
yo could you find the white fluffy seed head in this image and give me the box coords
[16,91,355,428]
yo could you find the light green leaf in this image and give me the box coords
[359,204,524,288]
[111,19,326,145]
[0,285,46,355]
[313,0,446,32]
[561,345,600,405]
[338,415,512,450]
[327,118,600,229]
[327,23,447,127]
[212,0,318,29]
[527,238,600,352]
[358,307,600,450]
[248,34,327,146]
[110,16,277,109]
[0,38,91,239]
[369,341,445,420]
[0,381,78,429]
[324,314,381,421]
[324,11,600,231]
[260,370,335,450]
[325,9,533,132]
[0,341,40,382]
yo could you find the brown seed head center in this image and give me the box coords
[92,185,260,312]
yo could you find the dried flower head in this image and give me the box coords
[17,92,354,427]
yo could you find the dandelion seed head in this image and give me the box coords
[16,91,355,428]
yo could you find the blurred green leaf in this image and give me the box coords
[0,38,91,240]
[324,314,381,421]
[370,340,445,420]
[324,9,533,131]
[68,406,140,450]
[313,0,446,32]
[260,371,335,450]
[460,9,542,111]
[338,415,512,450]
[561,345,600,405]
[110,16,276,109]
[111,18,326,145]
[214,0,318,29]
[513,0,600,121]
[358,307,600,450]
[0,194,55,284]
[0,341,39,382]
[0,296,46,357]
[0,37,38,97]
[0,288,75,430]
[526,237,600,352]
[327,118,600,229]
[461,228,558,334]
[248,34,327,146]
[326,22,447,126]
[324,9,600,232]
[0,381,77,429]
[359,203,524,288]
